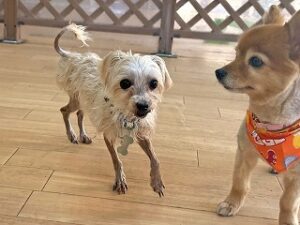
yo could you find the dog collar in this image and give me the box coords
[104,96,140,128]
[104,96,140,156]
[246,111,300,173]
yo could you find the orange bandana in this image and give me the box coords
[246,111,300,173]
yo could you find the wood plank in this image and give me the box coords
[0,129,101,151]
[0,215,80,225]
[0,146,18,165]
[0,118,78,137]
[7,148,282,219]
[0,186,31,216]
[0,166,53,190]
[25,131,197,163]
[43,169,282,220]
[0,106,31,120]
[6,145,198,176]
[19,191,277,225]
[218,107,246,121]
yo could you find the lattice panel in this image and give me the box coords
[2,0,300,52]
[18,0,163,33]
[175,0,299,40]
[0,0,3,18]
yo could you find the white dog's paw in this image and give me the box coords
[113,174,128,194]
[67,132,79,144]
[217,201,240,217]
[151,176,165,197]
[79,134,92,144]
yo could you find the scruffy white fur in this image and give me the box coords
[54,24,172,196]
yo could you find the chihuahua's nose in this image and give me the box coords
[215,68,228,81]
[136,102,149,112]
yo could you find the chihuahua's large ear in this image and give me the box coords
[101,50,128,85]
[151,55,173,90]
[286,11,300,61]
[262,5,285,25]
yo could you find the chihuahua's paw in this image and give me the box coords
[279,221,298,225]
[279,214,298,225]
[280,223,298,225]
[113,176,128,194]
[151,177,165,197]
[79,134,92,144]
[217,201,240,217]
[67,132,79,144]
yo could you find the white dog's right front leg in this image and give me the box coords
[217,123,258,217]
[104,135,128,194]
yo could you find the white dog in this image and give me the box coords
[54,24,172,196]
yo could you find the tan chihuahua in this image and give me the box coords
[215,6,300,225]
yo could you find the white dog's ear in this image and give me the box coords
[151,55,173,90]
[101,50,128,84]
[262,5,285,25]
[286,11,300,61]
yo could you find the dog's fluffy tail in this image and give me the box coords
[54,23,91,57]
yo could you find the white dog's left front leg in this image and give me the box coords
[138,138,165,197]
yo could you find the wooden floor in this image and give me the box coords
[0,26,284,225]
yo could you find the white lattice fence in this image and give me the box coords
[174,0,300,41]
[18,0,163,35]
[1,0,300,53]
[0,0,4,21]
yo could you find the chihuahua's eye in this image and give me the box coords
[249,56,264,68]
[120,79,132,90]
[149,79,158,90]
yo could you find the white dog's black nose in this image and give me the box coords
[136,101,150,118]
[136,102,149,112]
[215,68,227,81]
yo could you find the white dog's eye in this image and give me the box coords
[149,79,158,90]
[120,79,132,90]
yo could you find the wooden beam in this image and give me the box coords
[2,0,22,43]
[158,0,176,56]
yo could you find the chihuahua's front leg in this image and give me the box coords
[217,122,258,216]
[138,138,165,197]
[104,135,128,194]
[279,172,300,225]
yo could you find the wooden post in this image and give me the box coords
[2,0,22,43]
[157,0,176,56]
